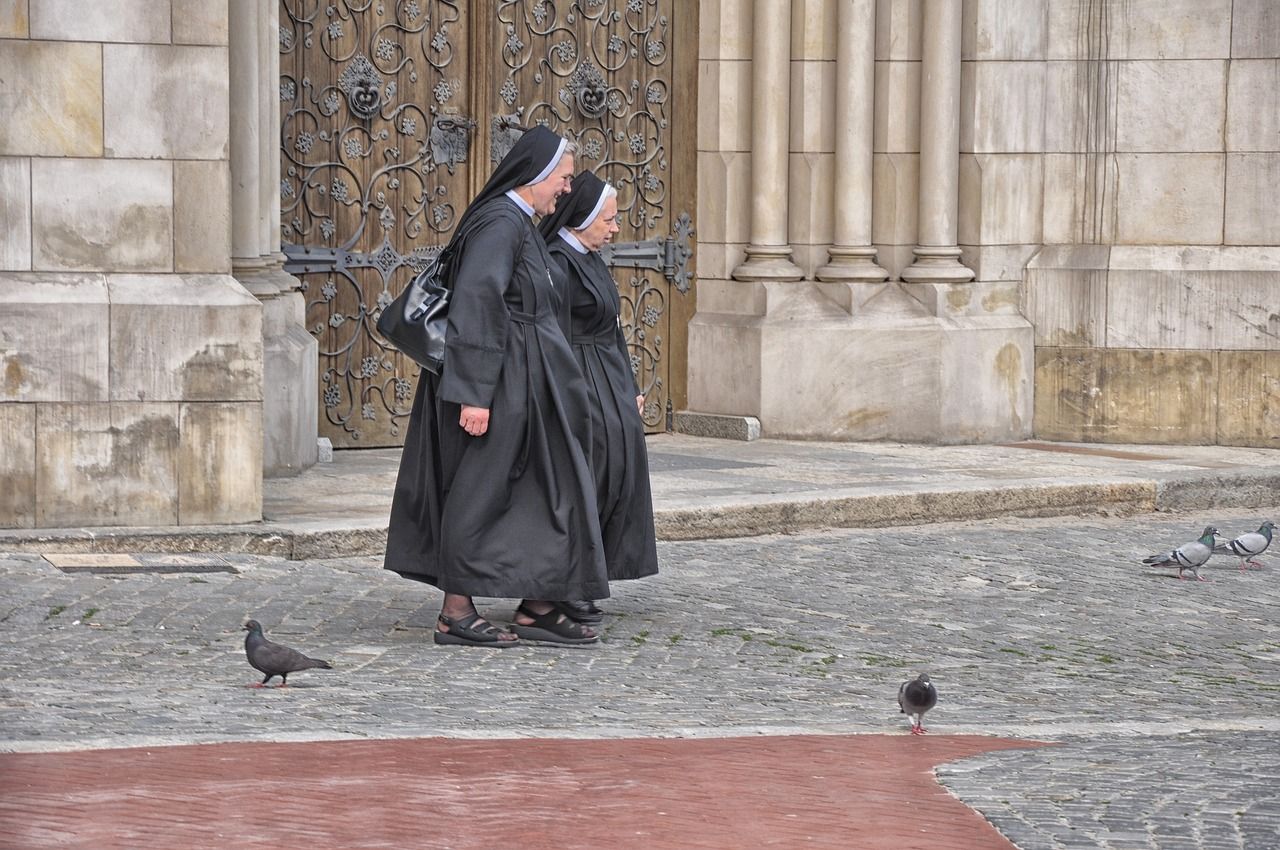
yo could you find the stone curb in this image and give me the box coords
[3,470,1276,559]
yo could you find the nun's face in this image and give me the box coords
[529,154,576,215]
[574,195,620,252]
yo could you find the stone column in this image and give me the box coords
[229,0,318,476]
[732,0,803,281]
[817,0,887,283]
[229,0,265,277]
[901,0,973,283]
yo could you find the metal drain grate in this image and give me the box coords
[43,554,239,575]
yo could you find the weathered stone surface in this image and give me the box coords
[697,60,752,152]
[1218,154,1280,245]
[31,159,172,273]
[873,61,920,153]
[1023,245,1109,347]
[1105,246,1280,351]
[1035,347,1218,443]
[1227,60,1280,151]
[875,0,921,61]
[787,153,834,259]
[107,274,262,403]
[960,61,1046,153]
[1116,60,1226,152]
[261,290,318,477]
[0,403,35,527]
[789,60,834,152]
[103,45,230,160]
[35,402,180,527]
[1046,0,1233,60]
[174,161,232,274]
[871,153,919,245]
[172,0,229,46]
[790,0,835,61]
[687,311,762,416]
[673,412,761,441]
[178,402,262,525]
[958,153,1043,245]
[962,0,1047,60]
[1231,0,1280,58]
[0,41,102,157]
[1114,154,1224,244]
[959,244,1039,284]
[1216,350,1280,448]
[0,158,31,270]
[1041,152,1118,244]
[0,273,109,403]
[696,151,751,245]
[938,317,1033,442]
[0,0,27,37]
[697,0,753,61]
[29,0,170,43]
[1225,154,1280,245]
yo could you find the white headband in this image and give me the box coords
[525,137,569,187]
[576,184,616,230]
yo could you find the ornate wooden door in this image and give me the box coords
[282,0,695,446]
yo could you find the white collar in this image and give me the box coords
[504,189,535,217]
[557,228,590,254]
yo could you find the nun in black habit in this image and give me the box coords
[383,126,607,647]
[540,172,660,596]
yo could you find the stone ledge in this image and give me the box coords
[3,469,1275,559]
[673,411,761,441]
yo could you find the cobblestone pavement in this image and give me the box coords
[2,507,1279,848]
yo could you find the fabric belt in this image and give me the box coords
[572,329,616,346]
[509,309,536,325]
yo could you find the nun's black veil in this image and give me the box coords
[538,171,609,240]
[449,125,567,246]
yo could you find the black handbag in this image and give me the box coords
[376,249,453,374]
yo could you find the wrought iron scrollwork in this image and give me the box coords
[495,0,681,429]
[281,0,465,443]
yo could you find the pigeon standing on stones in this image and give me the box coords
[898,673,937,735]
[242,619,333,687]
[1141,526,1218,582]
[1213,521,1274,571]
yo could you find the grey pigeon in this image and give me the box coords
[242,619,332,687]
[1213,521,1274,571]
[1141,526,1218,582]
[897,673,937,735]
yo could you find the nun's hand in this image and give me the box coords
[460,405,490,436]
[636,394,644,416]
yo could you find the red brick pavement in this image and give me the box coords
[0,734,1044,850]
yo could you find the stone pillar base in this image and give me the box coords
[732,245,804,281]
[816,246,889,283]
[237,266,319,477]
[687,282,1032,443]
[0,272,263,529]
[901,245,975,284]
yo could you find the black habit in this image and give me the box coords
[384,128,609,601]
[541,174,659,581]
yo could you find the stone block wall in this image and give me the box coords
[0,0,263,528]
[958,0,1280,447]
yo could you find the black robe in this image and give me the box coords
[547,236,659,581]
[384,196,609,601]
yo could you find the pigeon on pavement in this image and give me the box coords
[1213,521,1274,571]
[1141,526,1218,582]
[242,619,333,687]
[897,673,937,735]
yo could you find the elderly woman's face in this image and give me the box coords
[528,154,576,216]
[574,195,620,252]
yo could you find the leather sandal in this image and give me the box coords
[553,600,604,625]
[433,613,520,648]
[511,603,599,645]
